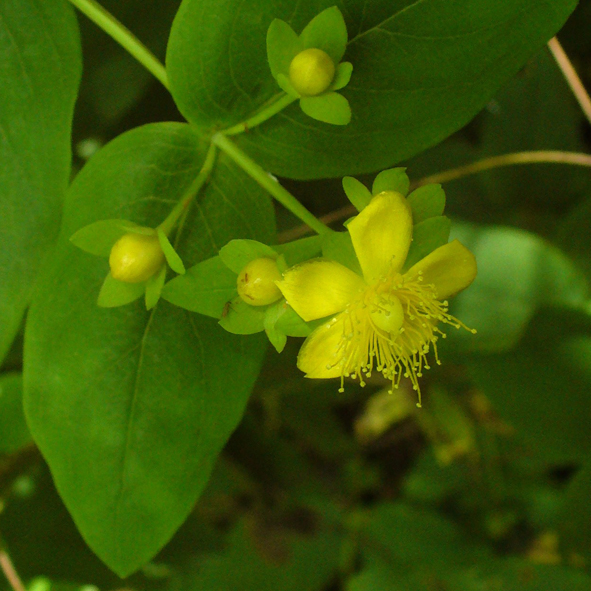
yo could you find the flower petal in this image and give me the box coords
[277,259,364,322]
[297,315,346,378]
[348,191,413,283]
[404,239,477,299]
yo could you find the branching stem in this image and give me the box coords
[67,0,169,90]
[222,94,298,136]
[548,37,591,127]
[213,133,332,236]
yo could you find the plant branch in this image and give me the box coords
[213,133,332,236]
[159,143,218,236]
[0,544,26,591]
[277,150,591,242]
[68,0,169,90]
[548,37,591,127]
[222,94,298,136]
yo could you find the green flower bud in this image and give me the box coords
[109,233,165,283]
[237,258,283,306]
[289,48,335,96]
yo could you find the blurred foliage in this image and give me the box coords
[2,0,591,589]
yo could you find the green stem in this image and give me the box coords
[68,0,169,90]
[212,133,331,236]
[223,93,298,136]
[159,143,218,235]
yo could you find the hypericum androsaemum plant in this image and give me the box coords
[3,0,589,583]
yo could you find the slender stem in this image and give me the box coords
[0,545,26,591]
[277,149,591,243]
[548,37,591,127]
[223,94,298,136]
[415,150,591,186]
[213,133,332,235]
[68,0,169,90]
[159,143,218,236]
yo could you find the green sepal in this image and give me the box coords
[157,228,185,274]
[219,239,278,274]
[372,168,410,197]
[330,62,353,91]
[407,184,446,224]
[69,219,131,257]
[275,305,313,338]
[145,265,167,310]
[120,222,156,236]
[300,92,351,125]
[276,73,300,97]
[274,236,322,266]
[342,177,372,212]
[403,216,451,271]
[266,18,301,80]
[218,297,266,335]
[300,6,348,64]
[263,301,288,353]
[322,231,362,275]
[97,273,145,308]
[161,255,236,318]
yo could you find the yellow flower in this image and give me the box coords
[276,191,477,403]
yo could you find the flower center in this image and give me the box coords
[331,272,475,405]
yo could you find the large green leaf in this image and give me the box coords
[0,0,81,363]
[24,123,275,576]
[166,0,577,179]
[0,373,32,453]
[468,307,591,463]
[446,223,588,354]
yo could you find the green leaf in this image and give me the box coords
[162,256,237,318]
[157,228,186,274]
[331,61,353,91]
[407,184,446,224]
[97,273,145,308]
[342,177,372,212]
[0,373,32,453]
[219,239,278,273]
[447,223,589,353]
[24,123,275,576]
[274,236,322,266]
[266,19,301,80]
[300,92,351,125]
[0,0,81,363]
[322,231,362,275]
[218,297,266,335]
[372,168,410,197]
[468,307,591,462]
[403,216,451,271]
[300,6,348,64]
[145,266,167,310]
[264,301,288,353]
[69,220,131,257]
[234,0,578,179]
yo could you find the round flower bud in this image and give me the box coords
[237,258,283,306]
[289,48,336,96]
[109,233,165,283]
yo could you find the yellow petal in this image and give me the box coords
[404,239,477,299]
[348,191,413,283]
[277,259,365,322]
[297,315,346,378]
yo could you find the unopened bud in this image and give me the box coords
[237,258,282,306]
[289,48,335,96]
[109,233,165,283]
